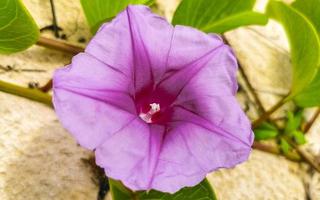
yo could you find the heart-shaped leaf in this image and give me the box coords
[291,0,320,107]
[266,1,320,99]
[294,70,320,107]
[292,0,320,34]
[0,0,39,54]
[80,0,154,33]
[172,0,268,33]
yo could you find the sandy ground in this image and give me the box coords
[0,0,319,199]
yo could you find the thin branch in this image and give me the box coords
[0,64,46,73]
[35,37,83,92]
[252,94,289,128]
[238,64,266,114]
[285,137,320,173]
[0,79,52,107]
[222,34,266,115]
[49,0,60,38]
[253,141,279,154]
[303,108,320,133]
[253,141,301,162]
[40,79,53,93]
[36,36,84,54]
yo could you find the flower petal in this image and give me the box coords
[152,120,251,193]
[155,43,238,107]
[53,89,136,150]
[172,95,253,147]
[95,121,165,191]
[85,5,174,92]
[53,53,136,150]
[166,25,224,70]
[149,94,253,193]
[174,45,239,97]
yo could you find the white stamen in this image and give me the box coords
[149,103,160,114]
[139,103,160,123]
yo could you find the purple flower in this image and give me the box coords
[53,5,253,193]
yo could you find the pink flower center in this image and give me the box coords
[139,103,161,123]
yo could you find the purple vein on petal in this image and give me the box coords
[126,7,154,95]
[170,105,251,147]
[55,87,136,115]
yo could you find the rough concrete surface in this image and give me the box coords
[0,0,319,199]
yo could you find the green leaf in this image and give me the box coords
[294,70,320,107]
[138,179,217,200]
[254,122,279,141]
[80,0,154,33]
[266,1,320,98]
[284,111,303,134]
[109,179,133,200]
[0,0,39,54]
[292,130,307,145]
[280,138,291,154]
[292,0,320,35]
[290,1,320,107]
[172,0,268,34]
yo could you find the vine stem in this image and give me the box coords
[296,147,320,173]
[40,79,53,93]
[36,36,83,92]
[36,36,84,54]
[303,108,320,133]
[253,141,301,162]
[0,79,52,107]
[285,137,320,173]
[222,35,266,115]
[222,35,289,128]
[238,64,266,114]
[252,94,288,128]
[49,0,60,38]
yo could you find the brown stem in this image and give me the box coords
[49,0,60,38]
[296,147,320,173]
[238,63,266,114]
[35,36,83,92]
[303,108,320,133]
[252,95,288,128]
[40,79,53,93]
[36,36,84,54]
[253,141,301,162]
[285,138,320,173]
[253,141,279,154]
[222,34,265,114]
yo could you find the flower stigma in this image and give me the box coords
[139,103,160,123]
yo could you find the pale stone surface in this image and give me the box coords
[209,151,304,200]
[1,0,319,199]
[0,1,98,200]
[0,93,97,200]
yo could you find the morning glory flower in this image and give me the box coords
[53,5,253,193]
